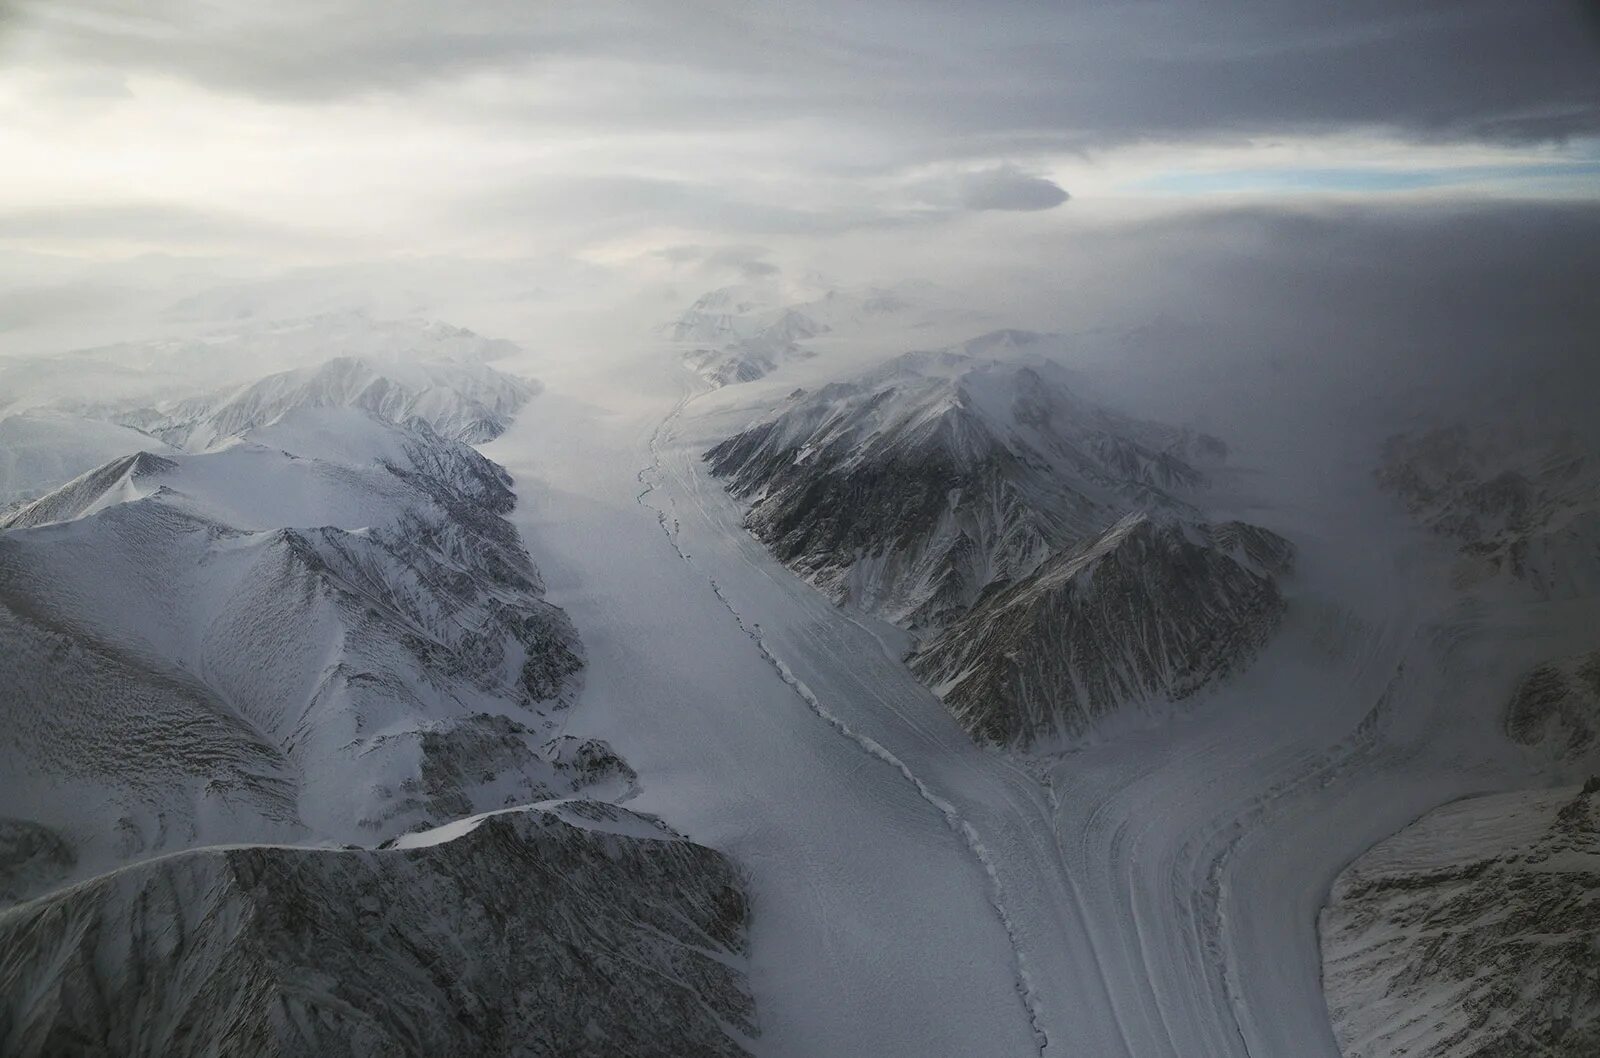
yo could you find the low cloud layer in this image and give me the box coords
[1,2,1596,268]
[953,166,1070,212]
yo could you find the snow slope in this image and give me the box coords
[0,406,598,893]
[0,411,179,509]
[114,354,533,449]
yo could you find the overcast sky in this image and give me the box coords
[2,1,1596,269]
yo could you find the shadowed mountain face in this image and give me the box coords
[1506,647,1600,761]
[0,802,756,1058]
[1319,784,1600,1058]
[1378,424,1600,598]
[913,514,1292,746]
[706,340,1291,747]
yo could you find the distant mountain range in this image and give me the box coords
[668,278,984,387]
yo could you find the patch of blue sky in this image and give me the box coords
[1132,158,1600,197]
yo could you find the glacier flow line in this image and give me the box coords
[634,388,1051,1056]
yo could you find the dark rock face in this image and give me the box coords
[912,514,1291,747]
[1506,649,1600,758]
[0,804,756,1058]
[1378,425,1600,596]
[706,348,1290,745]
[0,821,74,905]
[705,351,1224,629]
[1319,785,1600,1058]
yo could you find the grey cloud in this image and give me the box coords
[0,202,300,245]
[650,244,779,278]
[878,200,1600,457]
[455,175,923,241]
[14,1,1600,148]
[953,166,1069,212]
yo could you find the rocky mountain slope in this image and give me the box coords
[912,513,1292,745]
[705,339,1290,746]
[1378,423,1600,597]
[1319,783,1600,1058]
[0,801,755,1058]
[1505,646,1600,762]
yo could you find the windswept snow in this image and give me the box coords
[0,311,523,417]
[0,411,179,510]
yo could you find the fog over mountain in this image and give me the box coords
[2,4,1598,1057]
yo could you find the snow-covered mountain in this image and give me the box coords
[0,800,756,1058]
[1305,422,1600,1057]
[0,410,179,509]
[1378,423,1600,597]
[0,406,595,888]
[111,354,535,449]
[669,279,982,387]
[706,344,1225,629]
[1319,783,1600,1058]
[705,339,1289,745]
[0,312,523,418]
[0,343,760,1053]
[912,513,1292,745]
